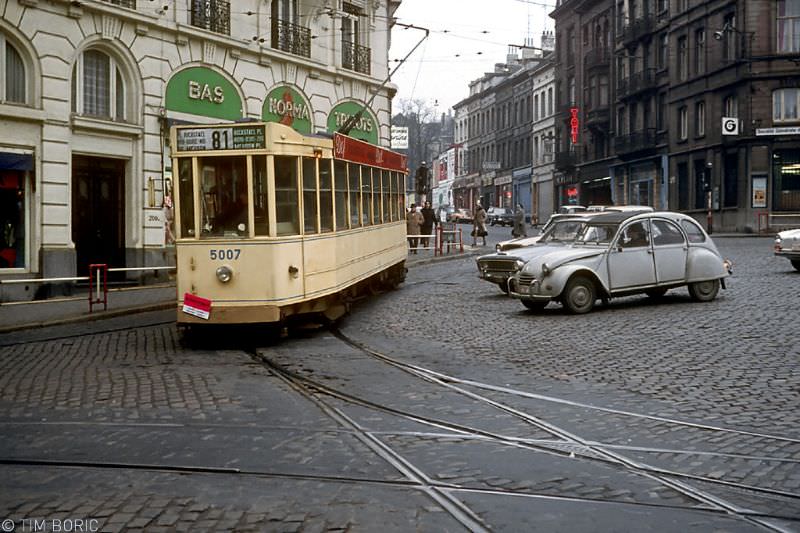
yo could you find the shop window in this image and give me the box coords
[1,35,26,104]
[0,170,26,268]
[773,150,800,211]
[71,49,126,121]
[773,88,800,122]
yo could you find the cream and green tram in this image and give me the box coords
[171,122,408,327]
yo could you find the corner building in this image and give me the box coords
[0,0,399,295]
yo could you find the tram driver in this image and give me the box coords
[217,189,249,234]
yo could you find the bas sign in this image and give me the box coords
[262,85,313,134]
[165,67,243,121]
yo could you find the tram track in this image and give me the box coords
[254,329,800,531]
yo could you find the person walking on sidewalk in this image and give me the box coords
[472,203,488,247]
[420,201,436,251]
[406,203,423,254]
[512,203,527,238]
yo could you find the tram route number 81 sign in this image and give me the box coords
[176,125,266,152]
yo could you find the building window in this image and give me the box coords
[190,0,230,35]
[695,101,705,137]
[71,49,126,121]
[694,29,705,75]
[548,88,553,115]
[657,92,666,130]
[723,13,737,61]
[677,36,688,81]
[599,75,609,106]
[777,0,800,53]
[773,88,800,122]
[271,0,311,58]
[534,94,539,121]
[341,3,370,74]
[658,33,668,70]
[678,106,688,140]
[724,95,738,117]
[617,107,625,135]
[1,36,26,104]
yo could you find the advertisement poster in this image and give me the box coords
[752,174,767,208]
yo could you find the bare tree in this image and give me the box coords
[392,98,439,194]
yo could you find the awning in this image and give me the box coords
[0,152,33,171]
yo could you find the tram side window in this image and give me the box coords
[381,170,391,223]
[254,156,270,236]
[394,172,404,222]
[302,157,318,235]
[348,163,361,228]
[319,159,334,233]
[275,156,300,236]
[199,156,248,238]
[361,165,372,226]
[178,158,195,238]
[334,160,348,230]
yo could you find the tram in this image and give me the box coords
[170,121,408,327]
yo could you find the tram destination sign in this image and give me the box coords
[176,125,266,152]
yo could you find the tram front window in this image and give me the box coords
[275,156,300,236]
[198,156,248,238]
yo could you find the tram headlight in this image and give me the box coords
[216,265,233,283]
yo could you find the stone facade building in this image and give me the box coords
[0,0,399,296]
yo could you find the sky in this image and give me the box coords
[388,0,556,114]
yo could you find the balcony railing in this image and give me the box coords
[190,0,230,36]
[618,68,658,99]
[342,40,371,75]
[621,14,655,44]
[584,48,610,70]
[614,128,657,157]
[586,106,610,127]
[101,0,136,7]
[271,19,311,58]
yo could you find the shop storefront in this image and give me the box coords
[0,152,31,270]
[611,156,667,209]
[555,173,580,208]
[494,173,512,208]
[772,148,800,211]
[512,166,531,220]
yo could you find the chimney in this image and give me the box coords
[541,30,555,52]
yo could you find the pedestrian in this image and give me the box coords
[406,203,423,254]
[512,203,527,238]
[472,203,487,246]
[420,201,436,250]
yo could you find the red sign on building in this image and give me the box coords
[570,108,579,144]
[333,133,407,173]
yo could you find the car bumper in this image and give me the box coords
[775,250,800,260]
[508,276,551,302]
[479,271,512,284]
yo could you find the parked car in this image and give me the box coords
[486,207,515,226]
[448,208,473,224]
[774,228,800,271]
[477,215,598,293]
[508,211,732,313]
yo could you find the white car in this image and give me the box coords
[509,211,732,314]
[774,228,800,271]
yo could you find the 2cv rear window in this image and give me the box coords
[681,219,706,243]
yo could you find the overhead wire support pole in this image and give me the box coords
[338,22,430,136]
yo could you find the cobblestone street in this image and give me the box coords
[0,235,798,532]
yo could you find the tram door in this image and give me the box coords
[72,156,126,276]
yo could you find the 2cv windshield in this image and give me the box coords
[540,220,588,243]
[575,223,619,245]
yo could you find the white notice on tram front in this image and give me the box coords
[182,293,212,320]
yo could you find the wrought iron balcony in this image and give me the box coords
[586,106,610,128]
[584,48,610,70]
[555,149,578,170]
[614,128,657,158]
[621,14,655,44]
[190,0,230,36]
[617,68,658,99]
[342,40,371,75]
[271,19,311,58]
[101,0,136,7]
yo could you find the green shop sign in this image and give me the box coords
[165,67,242,121]
[327,101,378,145]
[262,85,313,134]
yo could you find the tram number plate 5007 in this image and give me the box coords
[209,249,241,260]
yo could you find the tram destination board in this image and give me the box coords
[176,125,266,152]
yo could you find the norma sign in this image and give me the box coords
[175,125,266,152]
[570,107,580,144]
[262,85,313,134]
[722,117,739,136]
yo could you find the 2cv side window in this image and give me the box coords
[651,219,686,246]
[681,219,706,243]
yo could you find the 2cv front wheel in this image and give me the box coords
[561,276,596,314]
[687,279,720,302]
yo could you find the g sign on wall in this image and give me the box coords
[722,117,739,136]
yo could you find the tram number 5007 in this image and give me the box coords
[209,249,241,260]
